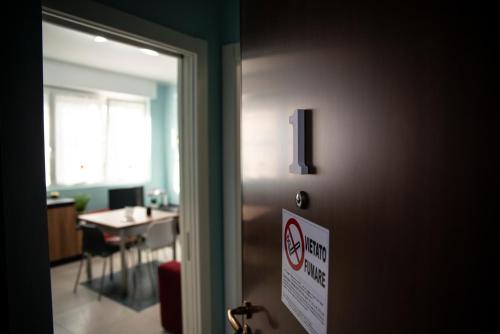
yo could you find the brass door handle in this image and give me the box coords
[227,301,258,334]
[227,307,245,333]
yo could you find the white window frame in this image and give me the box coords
[44,86,152,187]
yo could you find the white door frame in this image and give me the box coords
[42,1,212,333]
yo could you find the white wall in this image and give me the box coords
[43,58,157,98]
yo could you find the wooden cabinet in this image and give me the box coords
[47,204,82,262]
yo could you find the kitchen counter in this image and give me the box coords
[46,197,80,263]
[47,197,75,208]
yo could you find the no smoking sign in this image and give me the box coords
[284,218,305,271]
[282,209,330,334]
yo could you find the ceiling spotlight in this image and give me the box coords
[94,36,107,43]
[139,48,159,56]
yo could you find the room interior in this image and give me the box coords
[3,1,493,334]
[42,21,183,333]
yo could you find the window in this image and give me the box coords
[44,88,151,186]
[106,100,151,184]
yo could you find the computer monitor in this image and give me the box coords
[108,186,144,209]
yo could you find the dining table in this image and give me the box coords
[78,206,179,295]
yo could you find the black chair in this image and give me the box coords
[108,186,144,210]
[73,223,120,300]
[108,186,145,263]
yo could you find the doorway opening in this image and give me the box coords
[43,19,182,331]
[41,2,211,333]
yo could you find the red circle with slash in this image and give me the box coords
[284,218,305,271]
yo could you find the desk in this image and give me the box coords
[78,207,178,294]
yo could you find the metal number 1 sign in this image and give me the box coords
[289,109,310,174]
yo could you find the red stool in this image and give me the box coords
[158,261,182,334]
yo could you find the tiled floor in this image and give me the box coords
[51,246,179,334]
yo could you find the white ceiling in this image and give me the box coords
[42,22,178,85]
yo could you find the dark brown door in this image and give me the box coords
[240,1,491,333]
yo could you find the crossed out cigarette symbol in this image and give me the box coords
[284,218,305,271]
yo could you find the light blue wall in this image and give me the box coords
[150,83,180,205]
[47,82,179,211]
[222,0,240,44]
[163,84,179,205]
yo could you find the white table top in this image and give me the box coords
[78,206,178,230]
